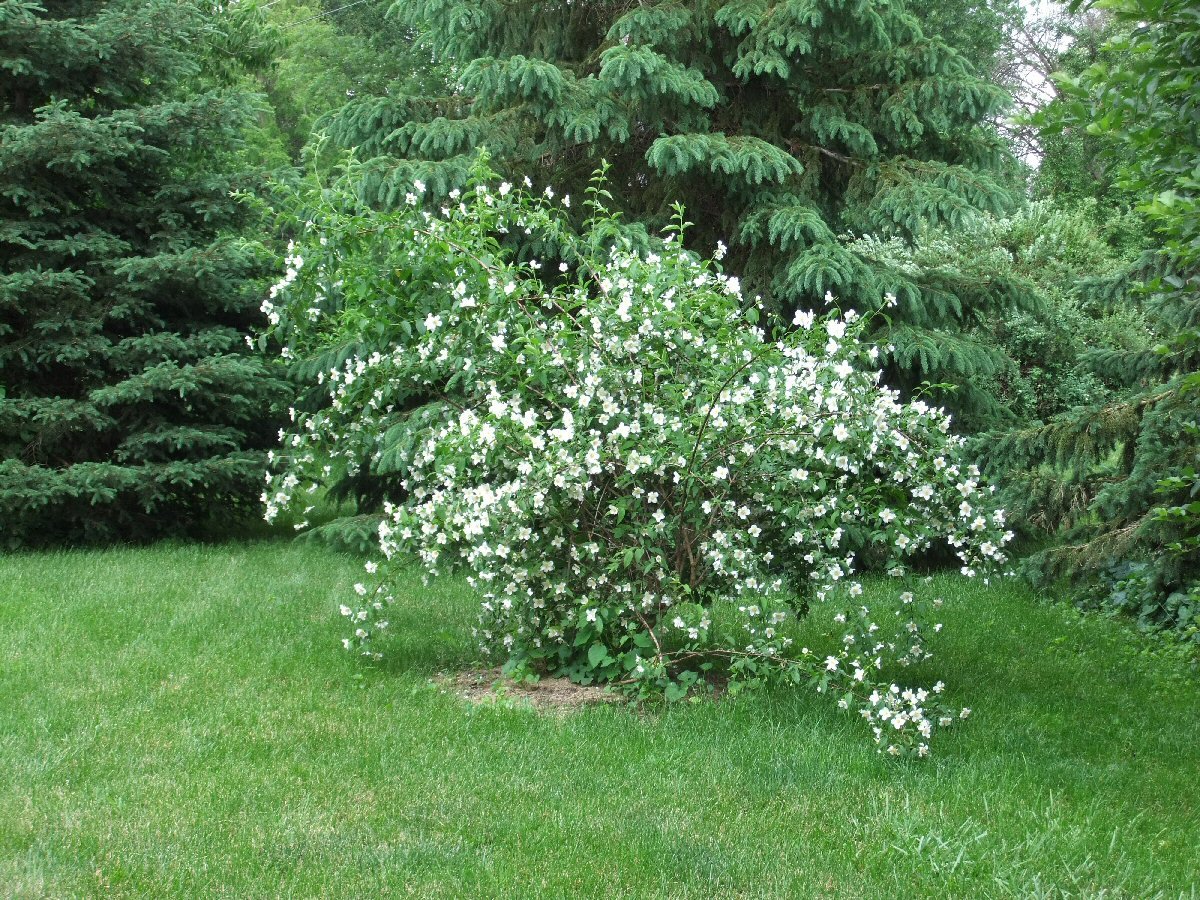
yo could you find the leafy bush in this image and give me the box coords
[264,162,1012,756]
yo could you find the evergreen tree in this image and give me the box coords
[255,0,443,160]
[989,0,1199,642]
[321,0,1027,424]
[0,0,289,547]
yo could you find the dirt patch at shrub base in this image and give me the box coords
[442,668,620,712]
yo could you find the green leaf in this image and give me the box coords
[588,642,609,668]
[664,681,689,702]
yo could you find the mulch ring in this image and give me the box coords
[441,667,622,712]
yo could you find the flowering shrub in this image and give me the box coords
[264,161,1013,757]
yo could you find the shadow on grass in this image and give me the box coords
[356,571,483,679]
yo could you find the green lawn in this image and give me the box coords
[1,542,1197,898]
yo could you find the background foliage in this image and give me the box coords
[3,0,1198,651]
[1003,0,1200,643]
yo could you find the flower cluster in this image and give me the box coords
[264,166,1012,757]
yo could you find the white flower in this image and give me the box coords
[713,466,729,480]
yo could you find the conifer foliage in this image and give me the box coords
[0,0,288,547]
[995,0,1200,641]
[323,0,1025,422]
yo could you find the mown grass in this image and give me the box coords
[1,541,1197,898]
